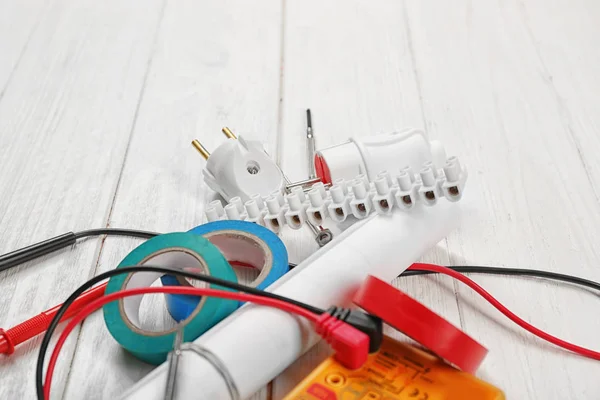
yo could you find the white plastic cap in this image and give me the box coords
[266,197,280,214]
[291,186,307,203]
[230,196,244,213]
[308,189,323,207]
[420,167,436,187]
[330,185,345,203]
[209,200,225,217]
[312,182,327,199]
[225,203,241,220]
[245,199,260,219]
[374,177,390,195]
[334,178,348,194]
[444,157,461,182]
[270,190,285,206]
[205,207,220,222]
[286,193,302,211]
[397,171,412,191]
[250,194,265,210]
[352,180,367,199]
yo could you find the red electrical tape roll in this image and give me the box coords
[353,275,488,373]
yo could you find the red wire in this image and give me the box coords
[409,263,600,361]
[44,286,319,400]
[44,263,600,398]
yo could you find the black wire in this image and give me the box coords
[74,228,159,240]
[400,265,600,292]
[36,265,324,399]
[0,228,161,273]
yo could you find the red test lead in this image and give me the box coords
[0,283,107,355]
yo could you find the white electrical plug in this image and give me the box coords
[314,128,447,184]
[199,131,286,202]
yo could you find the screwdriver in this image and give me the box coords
[306,109,316,179]
[0,283,106,354]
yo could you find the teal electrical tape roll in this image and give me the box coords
[161,220,289,322]
[103,232,238,365]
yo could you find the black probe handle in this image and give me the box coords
[0,232,76,273]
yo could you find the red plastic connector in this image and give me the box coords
[315,312,369,370]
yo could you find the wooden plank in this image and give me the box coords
[272,1,464,397]
[403,0,600,398]
[516,0,600,192]
[63,1,283,399]
[0,0,49,94]
[0,0,165,399]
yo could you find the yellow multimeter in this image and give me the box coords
[284,336,504,400]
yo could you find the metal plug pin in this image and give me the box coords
[222,127,237,140]
[191,140,210,160]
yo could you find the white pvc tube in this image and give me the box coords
[123,202,460,400]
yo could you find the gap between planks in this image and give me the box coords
[60,0,169,396]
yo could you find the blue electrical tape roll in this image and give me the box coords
[160,220,289,322]
[103,232,238,365]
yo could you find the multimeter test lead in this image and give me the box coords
[0,284,106,355]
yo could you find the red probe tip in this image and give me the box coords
[0,328,15,355]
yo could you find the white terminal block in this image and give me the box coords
[350,177,372,219]
[442,156,468,202]
[202,135,286,202]
[372,172,396,215]
[394,167,418,210]
[315,128,447,183]
[306,188,328,226]
[263,196,286,234]
[284,193,308,230]
[327,180,351,222]
[209,157,468,226]
[418,162,443,206]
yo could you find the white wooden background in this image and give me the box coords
[1,0,599,398]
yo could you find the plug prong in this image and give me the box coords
[221,127,237,139]
[191,139,210,159]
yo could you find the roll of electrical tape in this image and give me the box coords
[353,275,488,373]
[103,232,238,365]
[160,220,289,322]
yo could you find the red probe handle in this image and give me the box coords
[0,283,106,355]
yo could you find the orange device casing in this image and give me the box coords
[284,336,504,400]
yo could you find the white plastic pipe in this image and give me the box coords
[123,202,460,400]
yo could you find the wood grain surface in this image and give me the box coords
[1,0,599,399]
